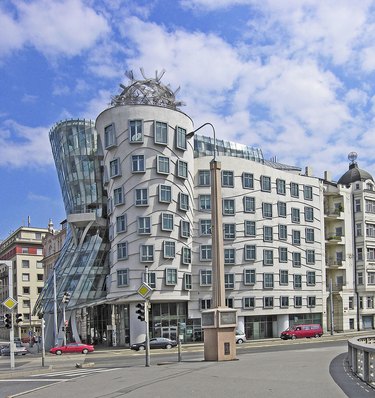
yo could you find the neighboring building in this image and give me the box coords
[0,226,48,341]
[322,153,375,332]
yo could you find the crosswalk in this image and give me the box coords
[30,367,121,380]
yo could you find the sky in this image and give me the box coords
[1,0,375,240]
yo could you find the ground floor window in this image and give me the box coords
[244,315,277,340]
[288,313,322,327]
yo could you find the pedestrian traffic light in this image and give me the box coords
[136,303,145,321]
[62,292,71,304]
[15,313,22,324]
[5,313,12,329]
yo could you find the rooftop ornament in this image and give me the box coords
[111,68,185,110]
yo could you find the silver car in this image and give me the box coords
[0,342,28,356]
[235,332,246,344]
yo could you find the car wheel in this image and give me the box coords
[165,344,172,349]
[291,335,297,340]
[82,349,89,354]
[138,346,145,351]
[315,334,320,338]
[55,350,62,355]
[237,339,244,344]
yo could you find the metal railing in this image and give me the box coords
[348,336,375,388]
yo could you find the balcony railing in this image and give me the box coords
[348,336,375,388]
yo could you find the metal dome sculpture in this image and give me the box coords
[111,68,185,110]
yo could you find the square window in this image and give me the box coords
[109,158,121,178]
[261,176,271,192]
[177,160,188,179]
[22,273,30,282]
[244,196,255,213]
[200,270,212,285]
[104,124,116,148]
[243,296,255,309]
[222,171,234,187]
[198,170,210,186]
[117,242,128,260]
[114,187,124,206]
[224,248,236,264]
[279,225,287,240]
[129,120,143,142]
[262,203,273,218]
[224,223,236,240]
[199,195,211,211]
[244,245,256,261]
[143,271,156,289]
[157,155,170,174]
[138,217,151,234]
[184,273,192,290]
[279,270,288,285]
[165,268,177,285]
[263,226,273,242]
[161,213,174,231]
[225,273,235,289]
[200,219,211,235]
[132,155,145,172]
[263,297,274,308]
[135,188,148,206]
[179,193,189,211]
[180,220,190,238]
[200,245,212,261]
[223,199,235,215]
[276,179,286,195]
[263,249,274,266]
[176,126,187,150]
[279,247,288,263]
[242,172,254,189]
[182,247,191,264]
[244,220,256,237]
[290,182,299,198]
[263,273,274,289]
[200,299,212,310]
[23,286,30,295]
[307,296,316,308]
[159,185,172,203]
[116,215,127,233]
[22,260,30,268]
[244,269,256,285]
[164,241,176,258]
[140,245,154,262]
[37,274,43,281]
[155,121,168,144]
[117,269,129,286]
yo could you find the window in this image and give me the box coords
[109,158,121,178]
[140,245,154,262]
[132,155,145,172]
[293,274,302,289]
[225,273,235,289]
[224,248,236,264]
[261,176,271,192]
[279,247,288,263]
[367,248,375,260]
[244,220,256,237]
[184,273,192,290]
[180,220,190,238]
[278,202,287,217]
[358,272,364,285]
[279,270,288,285]
[357,248,363,261]
[116,215,127,233]
[305,228,314,243]
[117,242,128,260]
[176,126,187,150]
[200,245,212,261]
[165,268,177,285]
[263,297,274,308]
[263,226,273,242]
[159,185,172,203]
[138,217,151,234]
[366,200,375,213]
[263,249,274,266]
[179,193,189,211]
[222,171,234,187]
[200,219,211,235]
[22,273,30,282]
[244,245,256,261]
[224,224,236,240]
[280,296,289,308]
[200,299,211,310]
[292,230,301,245]
[37,274,43,281]
[226,298,234,308]
[306,250,315,265]
[22,260,30,268]
[177,160,188,179]
[200,270,212,285]
[199,195,211,211]
[307,296,316,308]
[182,247,191,264]
[243,297,255,309]
[368,273,375,285]
[22,248,29,254]
[349,296,354,309]
[161,213,174,231]
[290,182,299,197]
[244,196,255,213]
[242,172,254,189]
[223,199,235,215]
[291,208,300,223]
[356,223,362,236]
[366,223,375,237]
[198,170,210,186]
[367,296,374,309]
[304,207,314,222]
[294,296,302,307]
[306,271,316,286]
[129,120,143,142]
[23,300,30,308]
[157,155,170,174]
[244,269,256,285]
[135,188,148,206]
[355,199,361,212]
[359,296,364,309]
[279,225,287,240]
[262,203,273,218]
[155,121,168,144]
[292,252,301,267]
[263,273,274,289]
[164,241,176,258]
[117,269,128,286]
[143,271,156,289]
[304,185,313,200]
[23,287,30,295]
[276,179,286,195]
[114,187,124,206]
[104,124,116,148]
[36,262,43,269]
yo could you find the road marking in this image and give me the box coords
[31,367,121,378]
[0,378,68,382]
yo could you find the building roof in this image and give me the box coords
[337,162,374,185]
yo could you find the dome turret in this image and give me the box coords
[337,152,373,185]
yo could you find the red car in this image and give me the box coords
[49,343,94,355]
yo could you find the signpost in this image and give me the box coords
[137,282,152,367]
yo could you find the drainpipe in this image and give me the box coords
[352,192,360,331]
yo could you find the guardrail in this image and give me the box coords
[348,336,375,388]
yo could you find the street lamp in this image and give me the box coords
[186,123,237,361]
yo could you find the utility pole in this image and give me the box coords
[8,262,15,369]
[53,268,58,346]
[330,279,334,335]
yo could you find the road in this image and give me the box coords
[0,338,373,398]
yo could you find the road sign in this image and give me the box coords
[137,283,152,298]
[2,297,17,310]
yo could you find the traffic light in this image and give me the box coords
[62,292,71,304]
[15,313,22,324]
[136,303,145,321]
[5,313,12,329]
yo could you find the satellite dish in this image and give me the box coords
[348,152,358,164]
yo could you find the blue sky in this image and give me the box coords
[1,0,375,239]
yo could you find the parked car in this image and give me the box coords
[0,342,28,356]
[131,337,177,351]
[280,324,323,340]
[49,343,94,355]
[235,331,246,344]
